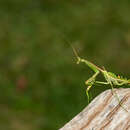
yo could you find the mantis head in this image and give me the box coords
[70,44,82,64]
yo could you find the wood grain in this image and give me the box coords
[60,88,130,130]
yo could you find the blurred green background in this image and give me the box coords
[0,0,130,130]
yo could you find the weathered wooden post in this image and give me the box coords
[60,88,130,130]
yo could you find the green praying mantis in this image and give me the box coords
[71,45,130,112]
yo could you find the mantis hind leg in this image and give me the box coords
[110,83,128,112]
[103,76,128,112]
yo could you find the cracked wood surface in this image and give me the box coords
[60,88,130,130]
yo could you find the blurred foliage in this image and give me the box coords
[0,0,130,130]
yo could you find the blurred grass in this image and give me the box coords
[0,0,130,130]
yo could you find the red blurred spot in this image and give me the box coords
[16,75,27,92]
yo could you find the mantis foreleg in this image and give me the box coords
[86,85,92,103]
[85,71,100,103]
